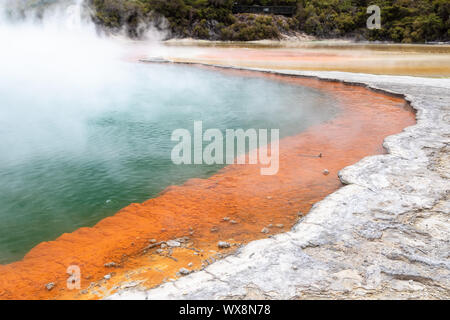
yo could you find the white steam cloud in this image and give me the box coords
[0,0,143,164]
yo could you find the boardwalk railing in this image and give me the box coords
[232,5,296,16]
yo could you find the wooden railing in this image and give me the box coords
[232,5,296,16]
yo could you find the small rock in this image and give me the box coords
[218,241,231,249]
[275,224,284,228]
[230,220,238,224]
[160,243,168,248]
[179,268,190,276]
[323,169,330,175]
[179,236,190,242]
[261,227,270,234]
[45,282,55,291]
[155,249,164,254]
[166,240,181,247]
[187,262,193,267]
[104,274,111,280]
[104,262,117,268]
[210,227,218,232]
[222,217,230,222]
[267,196,272,200]
[149,239,157,243]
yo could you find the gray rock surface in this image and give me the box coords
[110,70,450,300]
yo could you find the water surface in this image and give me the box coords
[0,63,338,263]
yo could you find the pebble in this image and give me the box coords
[160,243,167,249]
[187,262,193,267]
[230,220,238,224]
[323,169,330,175]
[166,240,181,247]
[222,217,230,221]
[176,236,190,243]
[45,282,55,291]
[104,274,111,280]
[178,268,191,276]
[275,224,284,228]
[261,227,270,234]
[218,241,231,249]
[149,239,157,243]
[210,227,218,232]
[104,262,117,268]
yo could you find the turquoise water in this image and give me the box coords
[0,63,338,264]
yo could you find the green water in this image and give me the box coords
[0,63,338,264]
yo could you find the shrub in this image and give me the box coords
[87,0,450,42]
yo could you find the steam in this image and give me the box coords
[0,0,137,164]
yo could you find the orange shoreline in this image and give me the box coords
[0,68,415,300]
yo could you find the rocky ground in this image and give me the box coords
[110,69,450,300]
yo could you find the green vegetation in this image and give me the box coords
[89,0,449,42]
[295,0,449,43]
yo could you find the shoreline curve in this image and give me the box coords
[111,67,450,300]
[0,67,417,300]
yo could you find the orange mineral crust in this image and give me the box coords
[0,69,415,300]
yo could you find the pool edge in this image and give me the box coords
[110,68,450,300]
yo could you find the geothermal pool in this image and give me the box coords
[0,0,416,300]
[0,71,415,300]
[0,63,338,264]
